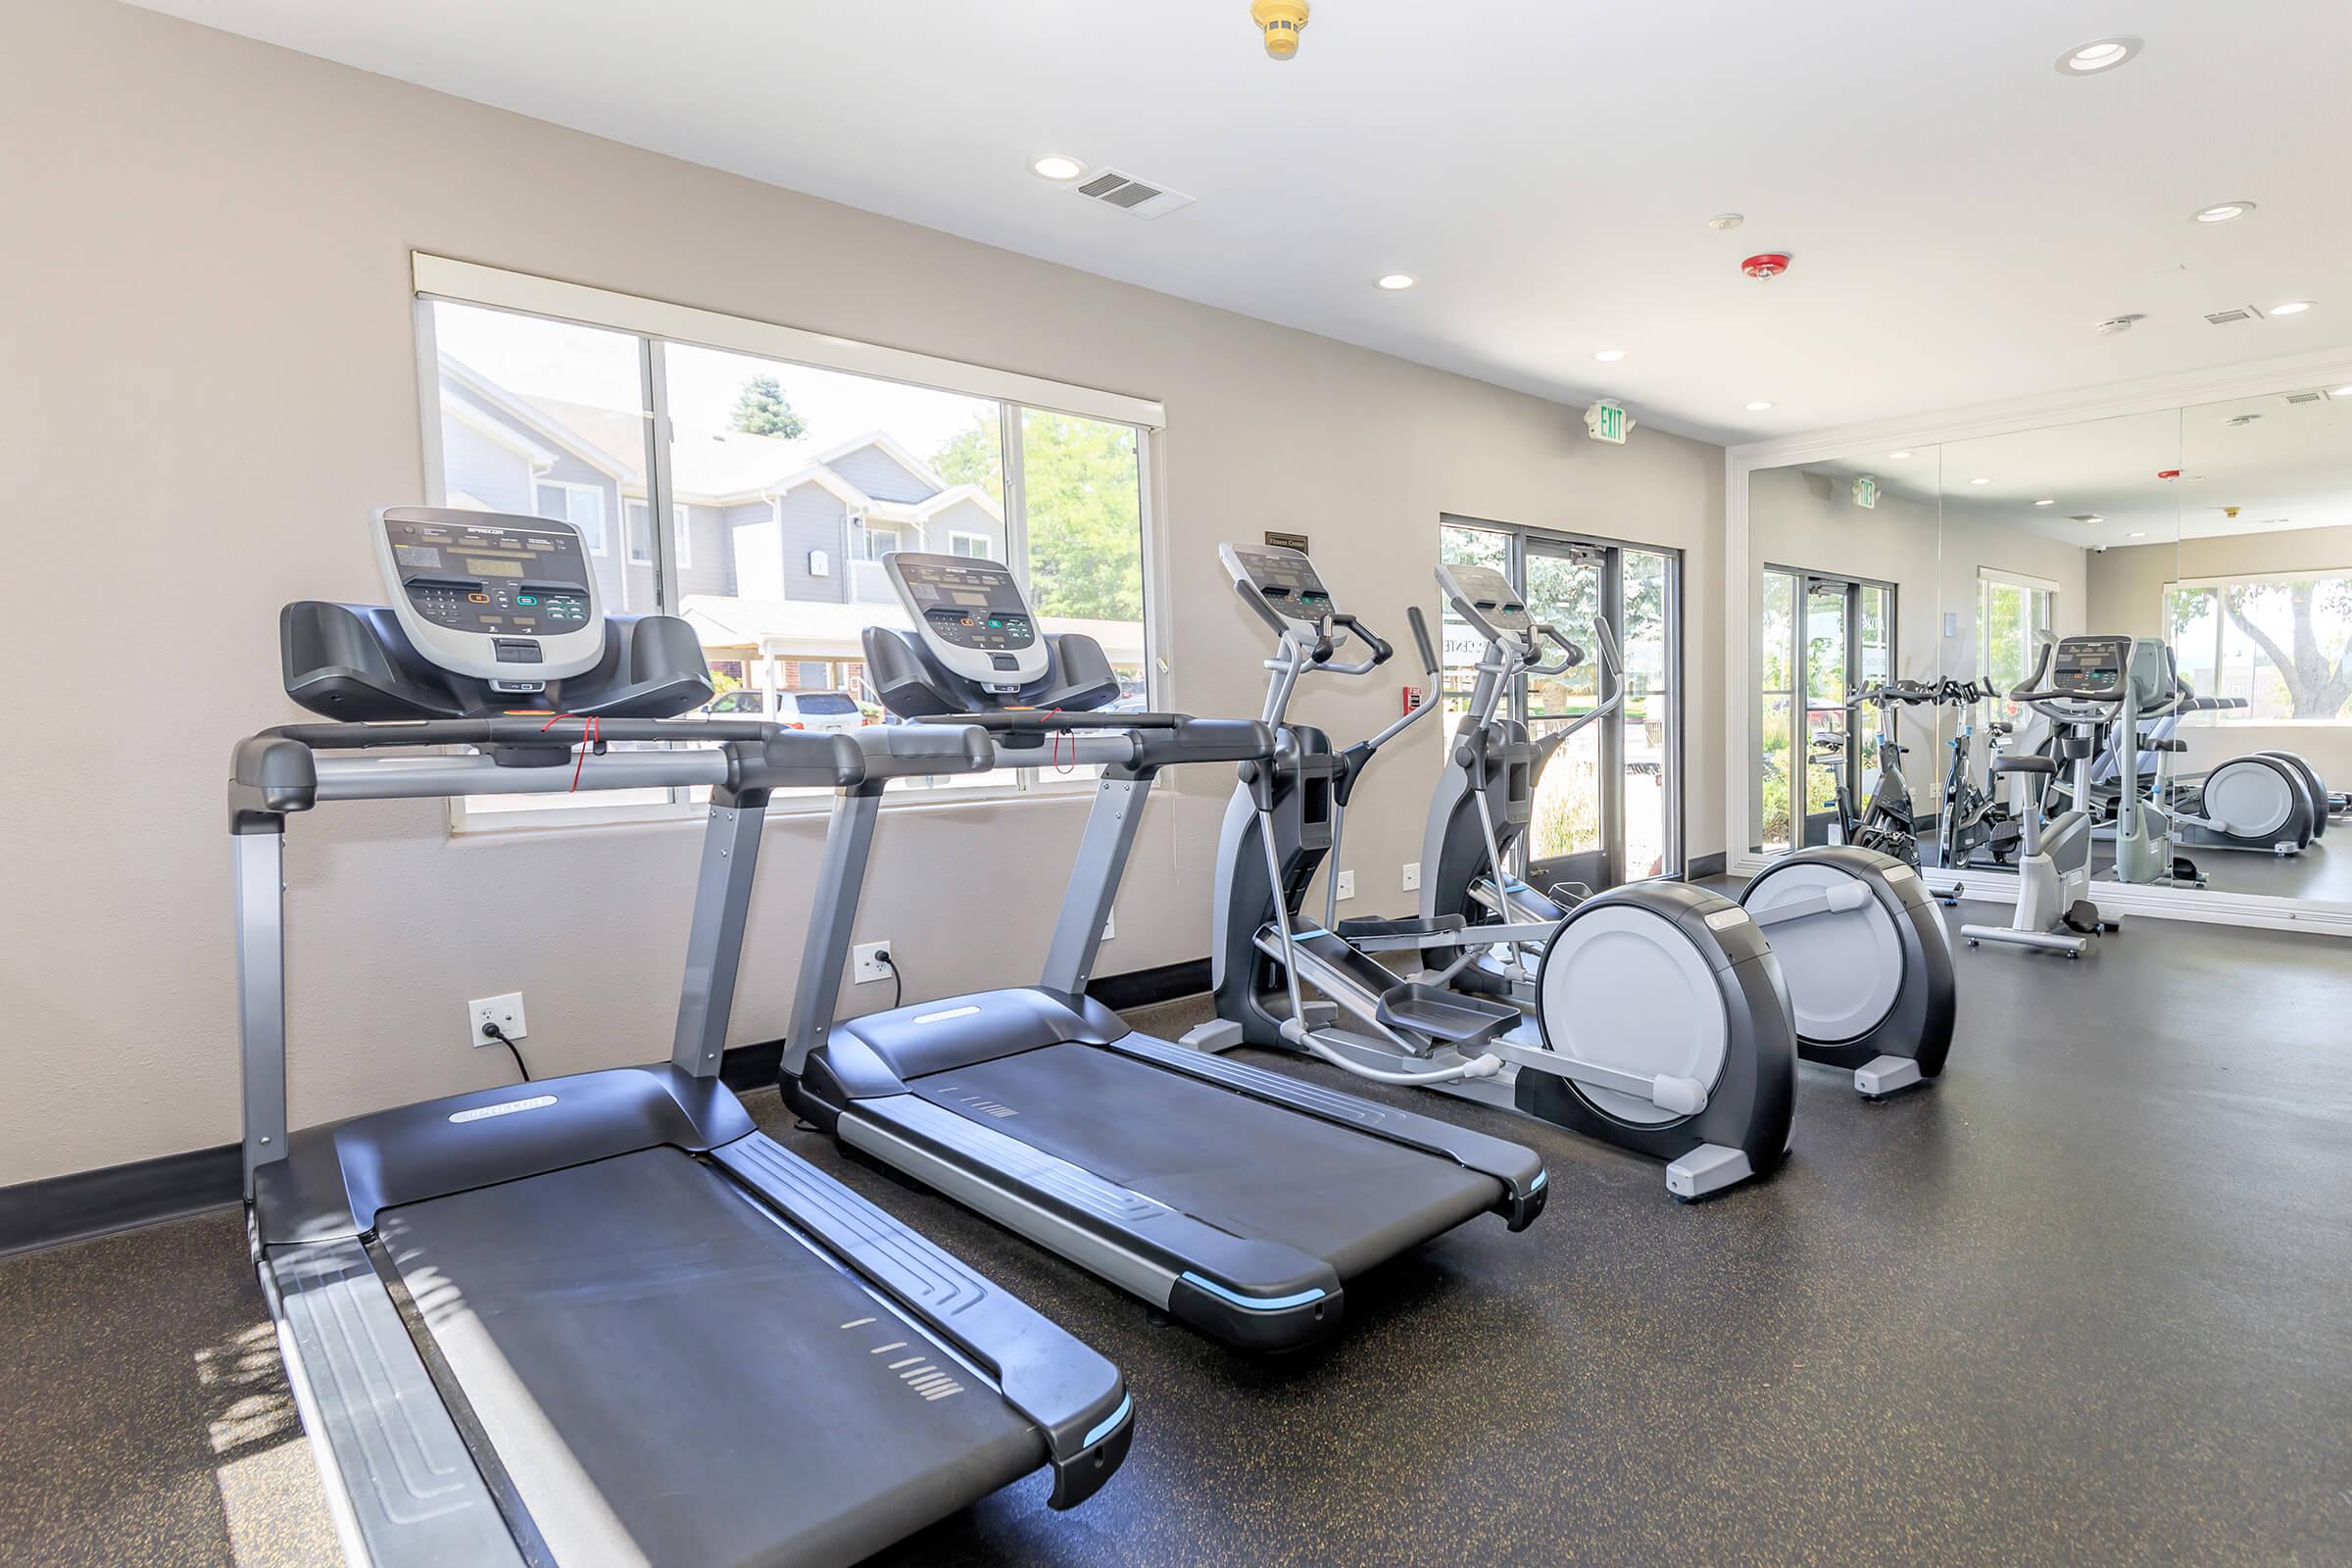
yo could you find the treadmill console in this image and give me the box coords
[371,506,605,686]
[884,552,1049,687]
[1438,563,1535,642]
[2048,635,2135,700]
[1221,543,1336,630]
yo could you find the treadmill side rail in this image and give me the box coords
[710,1131,1134,1508]
[263,1238,527,1567]
[1102,1029,1550,1230]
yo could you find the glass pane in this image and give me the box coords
[1524,551,1604,865]
[1855,583,1893,793]
[1021,410,1147,713]
[1758,569,1795,853]
[2168,585,2220,708]
[1802,582,1848,828]
[1620,551,1671,878]
[426,301,670,818]
[1760,695,1794,853]
[2213,577,2352,720]
[663,342,1008,795]
[1440,524,1511,720]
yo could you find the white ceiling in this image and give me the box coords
[135,0,2352,444]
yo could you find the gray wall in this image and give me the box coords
[0,0,1729,1185]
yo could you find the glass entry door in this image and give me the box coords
[1764,566,1896,849]
[1444,518,1682,894]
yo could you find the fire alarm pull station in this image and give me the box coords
[1402,686,1425,715]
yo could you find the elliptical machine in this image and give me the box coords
[1960,635,2159,956]
[1411,560,1955,1100]
[1185,544,1795,1200]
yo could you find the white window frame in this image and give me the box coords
[413,255,1166,833]
[1977,565,2056,671]
[2165,568,2352,727]
[535,479,608,555]
[949,531,993,560]
[674,503,694,570]
[625,498,656,564]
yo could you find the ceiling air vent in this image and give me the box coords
[2203,305,2265,325]
[1073,169,1196,220]
[2283,389,2333,405]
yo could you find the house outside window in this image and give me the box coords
[951,532,992,559]
[535,480,607,554]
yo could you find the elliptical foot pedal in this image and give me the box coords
[1664,1144,1753,1201]
[1853,1055,1925,1099]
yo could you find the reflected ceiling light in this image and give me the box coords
[1594,349,1628,362]
[1970,476,1992,485]
[2272,301,2314,315]
[1886,451,1913,460]
[2034,498,2057,506]
[1745,400,1774,411]
[2129,531,2147,538]
[1375,273,1418,290]
[2335,385,2352,397]
[2192,201,2255,223]
[2056,36,2141,74]
[1029,154,1087,181]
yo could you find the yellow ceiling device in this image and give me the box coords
[1252,0,1309,60]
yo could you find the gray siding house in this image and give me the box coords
[436,355,1009,648]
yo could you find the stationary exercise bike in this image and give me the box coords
[1938,682,2022,872]
[1401,561,1953,1100]
[1186,544,1796,1200]
[1960,635,2160,956]
[1810,680,1964,904]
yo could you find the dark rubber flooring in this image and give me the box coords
[3,906,2348,1566]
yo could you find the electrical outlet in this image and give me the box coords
[853,942,895,985]
[1335,869,1356,902]
[468,992,526,1048]
[1401,861,1422,893]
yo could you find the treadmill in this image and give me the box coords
[234,508,1131,1567]
[780,552,1548,1351]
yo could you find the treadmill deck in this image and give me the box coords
[374,1148,1041,1568]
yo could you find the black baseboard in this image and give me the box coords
[0,1142,243,1260]
[5,958,1222,1260]
[1087,957,1213,1011]
[1687,852,1730,880]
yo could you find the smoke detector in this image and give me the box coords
[1708,213,1744,231]
[1741,253,1791,280]
[1251,0,1307,60]
[1072,169,1196,220]
[2095,314,2145,335]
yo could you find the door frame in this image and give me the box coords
[1442,514,1685,888]
[1764,564,1897,849]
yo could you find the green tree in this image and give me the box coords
[2221,579,2352,718]
[928,413,1142,622]
[730,375,806,440]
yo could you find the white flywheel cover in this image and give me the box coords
[1741,863,1901,1044]
[2204,760,2295,837]
[1538,905,1728,1126]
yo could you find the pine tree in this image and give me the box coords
[730,375,806,439]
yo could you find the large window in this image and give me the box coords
[416,265,1157,826]
[2167,572,2352,722]
[1979,568,2056,721]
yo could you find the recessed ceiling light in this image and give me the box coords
[1375,273,1418,291]
[2129,531,2147,538]
[2335,385,2352,397]
[1970,477,1992,485]
[1594,349,1628,362]
[2192,201,2255,224]
[2034,498,2056,506]
[2272,301,2314,315]
[1029,154,1087,181]
[1745,400,1774,411]
[2056,36,2141,74]
[1886,451,1913,460]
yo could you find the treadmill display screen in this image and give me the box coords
[382,514,594,638]
[1231,546,1334,620]
[901,559,1038,651]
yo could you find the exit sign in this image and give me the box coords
[1585,400,1629,444]
[1264,530,1310,553]
[1852,475,1879,510]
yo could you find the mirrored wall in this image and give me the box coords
[1741,374,2352,917]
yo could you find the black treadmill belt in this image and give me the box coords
[912,1043,1499,1280]
[374,1148,1040,1568]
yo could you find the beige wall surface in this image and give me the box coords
[2087,526,2352,780]
[0,1,1727,1184]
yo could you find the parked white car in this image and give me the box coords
[701,688,871,735]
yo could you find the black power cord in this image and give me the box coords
[481,1019,533,1083]
[876,949,904,1010]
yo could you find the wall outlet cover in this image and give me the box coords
[468,992,526,1048]
[1335,869,1356,902]
[853,943,894,984]
[1401,862,1422,893]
